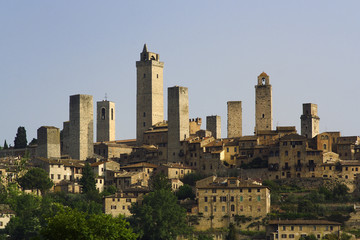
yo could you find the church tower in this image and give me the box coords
[301,103,320,138]
[255,72,272,134]
[96,100,115,142]
[136,44,164,145]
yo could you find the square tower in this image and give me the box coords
[69,94,94,160]
[136,44,164,145]
[301,103,320,138]
[207,115,221,139]
[227,101,242,138]
[167,86,189,162]
[255,72,272,134]
[96,100,115,142]
[37,126,60,159]
[61,121,70,156]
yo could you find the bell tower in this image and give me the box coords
[136,44,164,145]
[255,72,272,134]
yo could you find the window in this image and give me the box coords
[57,174,61,180]
[126,199,131,203]
[240,196,243,202]
[143,73,146,78]
[313,226,316,230]
[213,196,216,202]
[248,188,251,193]
[281,234,287,239]
[285,151,288,156]
[257,196,261,201]
[214,206,216,212]
[111,205,117,209]
[51,174,54,179]
[204,197,208,202]
[101,108,106,120]
[231,205,235,211]
[291,226,294,231]
[317,235,320,239]
[227,148,229,152]
[283,226,286,231]
[143,122,146,127]
[122,206,125,210]
[249,197,252,201]
[299,226,303,231]
[64,175,66,180]
[240,206,243,211]
[240,188,243,193]
[257,189,260,192]
[222,206,225,212]
[289,234,295,238]
[157,74,159,78]
[204,206,208,212]
[111,108,114,120]
[212,189,216,193]
[230,196,234,202]
[324,144,327,150]
[330,226,333,231]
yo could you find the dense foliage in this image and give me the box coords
[14,126,27,149]
[80,163,97,194]
[18,167,53,194]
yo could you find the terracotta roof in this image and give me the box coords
[268,220,341,225]
[280,134,307,141]
[259,72,268,77]
[122,162,158,169]
[90,161,108,167]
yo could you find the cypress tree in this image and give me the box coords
[14,126,27,149]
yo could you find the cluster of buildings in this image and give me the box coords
[2,44,359,238]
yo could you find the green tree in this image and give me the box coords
[226,223,236,240]
[130,188,191,240]
[28,138,38,146]
[80,163,97,194]
[5,193,42,240]
[14,126,27,149]
[299,234,317,240]
[18,168,53,194]
[150,172,172,191]
[3,140,8,149]
[176,184,195,200]
[181,173,207,186]
[41,205,137,240]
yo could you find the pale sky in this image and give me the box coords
[1,1,360,146]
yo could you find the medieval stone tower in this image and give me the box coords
[37,126,60,159]
[207,115,221,139]
[136,44,164,145]
[227,101,242,138]
[96,100,115,142]
[255,72,272,134]
[167,86,189,162]
[69,94,94,160]
[301,103,320,138]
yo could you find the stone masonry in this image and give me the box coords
[207,115,221,139]
[96,100,115,142]
[255,72,272,134]
[167,86,189,162]
[69,94,94,160]
[37,126,60,159]
[301,103,320,139]
[227,101,242,138]
[136,44,164,145]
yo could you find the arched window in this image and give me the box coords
[262,78,266,85]
[101,108,106,120]
[323,144,327,150]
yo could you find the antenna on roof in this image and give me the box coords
[105,93,108,101]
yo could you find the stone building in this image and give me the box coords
[69,94,94,160]
[206,115,221,139]
[61,121,70,156]
[227,101,242,138]
[300,103,320,139]
[136,44,164,145]
[167,86,189,162]
[196,176,270,231]
[255,72,272,134]
[36,126,60,159]
[96,100,115,142]
[266,220,341,240]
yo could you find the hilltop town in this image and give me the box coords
[1,45,360,239]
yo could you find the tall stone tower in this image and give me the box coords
[136,44,164,145]
[207,115,221,139]
[227,101,242,138]
[61,121,70,156]
[96,100,115,142]
[69,94,94,160]
[167,86,189,162]
[37,126,60,159]
[255,72,272,134]
[301,103,320,138]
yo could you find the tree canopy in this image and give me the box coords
[14,126,27,149]
[18,168,53,194]
[130,174,190,239]
[80,163,96,194]
[41,205,137,240]
[3,140,8,149]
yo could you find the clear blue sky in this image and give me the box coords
[1,1,360,146]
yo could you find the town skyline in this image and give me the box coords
[2,1,360,144]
